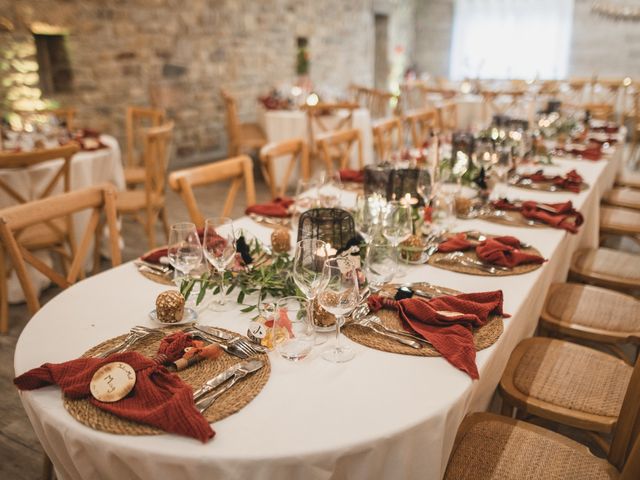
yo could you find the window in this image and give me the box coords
[33,33,73,94]
[449,0,574,80]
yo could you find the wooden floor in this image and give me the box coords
[0,174,272,479]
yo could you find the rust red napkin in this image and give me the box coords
[437,234,545,268]
[14,332,215,442]
[491,199,584,233]
[564,144,602,161]
[521,169,583,193]
[339,169,365,183]
[245,197,294,218]
[367,292,508,379]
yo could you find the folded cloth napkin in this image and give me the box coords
[437,234,545,268]
[339,169,365,183]
[564,144,602,161]
[245,197,294,218]
[367,291,508,379]
[491,199,584,233]
[521,169,584,193]
[14,332,215,443]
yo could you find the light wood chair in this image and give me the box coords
[481,89,526,120]
[305,101,360,160]
[372,117,403,161]
[116,122,174,249]
[600,206,640,245]
[124,106,165,186]
[585,102,615,120]
[570,247,640,295]
[499,337,638,459]
[539,283,640,364]
[168,155,256,228]
[444,408,640,480]
[0,184,120,476]
[351,85,396,119]
[221,90,267,157]
[616,170,640,190]
[403,109,438,148]
[604,187,640,210]
[436,101,458,131]
[259,138,309,199]
[0,143,79,334]
[417,85,457,111]
[316,128,363,175]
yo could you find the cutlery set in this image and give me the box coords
[434,251,510,275]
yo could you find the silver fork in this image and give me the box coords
[94,326,159,358]
[193,325,266,355]
[366,315,432,346]
[183,327,249,359]
[352,316,422,349]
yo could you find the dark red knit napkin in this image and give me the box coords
[437,233,474,252]
[437,234,545,268]
[367,291,508,379]
[245,197,294,218]
[14,332,215,442]
[339,169,365,183]
[521,169,583,193]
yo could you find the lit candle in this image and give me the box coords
[325,243,338,257]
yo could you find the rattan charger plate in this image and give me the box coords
[426,232,544,276]
[63,325,270,436]
[509,179,589,193]
[342,283,504,356]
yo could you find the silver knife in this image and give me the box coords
[195,359,264,413]
[192,363,244,401]
[195,325,236,342]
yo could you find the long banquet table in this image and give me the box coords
[14,143,624,480]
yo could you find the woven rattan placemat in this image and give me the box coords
[478,212,549,229]
[138,268,175,286]
[427,233,544,276]
[342,283,503,356]
[63,326,270,435]
[510,180,589,193]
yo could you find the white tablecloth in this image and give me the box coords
[13,145,623,480]
[1,135,125,303]
[259,108,375,184]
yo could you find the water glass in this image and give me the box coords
[202,217,236,310]
[364,243,397,291]
[167,222,202,283]
[381,201,413,272]
[273,296,315,361]
[293,239,330,337]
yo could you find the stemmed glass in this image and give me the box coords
[381,201,413,272]
[364,243,397,292]
[318,258,360,363]
[354,194,384,243]
[492,145,513,199]
[202,217,236,311]
[293,239,330,340]
[317,171,342,208]
[167,222,202,285]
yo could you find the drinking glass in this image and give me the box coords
[492,145,513,199]
[431,166,459,233]
[272,296,315,361]
[364,243,397,291]
[202,217,236,311]
[318,258,359,363]
[381,201,413,272]
[293,239,330,338]
[354,194,384,243]
[167,222,202,284]
[317,171,342,208]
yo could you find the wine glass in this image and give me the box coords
[317,171,342,208]
[381,201,413,272]
[167,222,202,285]
[293,239,330,340]
[492,145,513,199]
[318,258,359,363]
[354,194,383,243]
[431,165,459,233]
[272,296,315,361]
[202,217,236,311]
[364,243,397,291]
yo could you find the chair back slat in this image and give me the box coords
[404,109,438,148]
[141,122,174,202]
[305,102,359,154]
[0,184,121,314]
[372,117,403,161]
[260,138,309,199]
[125,106,165,169]
[221,90,241,151]
[609,358,640,472]
[168,155,256,228]
[316,128,363,175]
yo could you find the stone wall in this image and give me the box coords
[0,0,413,164]
[414,0,640,79]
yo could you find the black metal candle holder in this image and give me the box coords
[364,164,391,197]
[387,168,422,205]
[296,208,356,252]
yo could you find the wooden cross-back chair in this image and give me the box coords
[418,85,457,111]
[398,82,426,113]
[259,138,309,199]
[316,128,363,176]
[220,89,267,157]
[481,89,526,120]
[304,101,360,158]
[124,106,165,186]
[372,117,403,161]
[351,85,395,119]
[584,102,615,120]
[0,184,121,330]
[437,102,458,132]
[560,78,590,107]
[116,121,174,249]
[168,155,256,228]
[494,336,640,478]
[404,109,438,148]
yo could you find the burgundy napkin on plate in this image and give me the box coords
[564,144,602,161]
[245,197,294,218]
[140,229,205,265]
[437,234,545,268]
[521,169,583,193]
[339,169,365,183]
[368,291,508,379]
[437,233,474,252]
[14,332,215,442]
[491,199,584,233]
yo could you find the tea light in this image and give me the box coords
[401,193,419,206]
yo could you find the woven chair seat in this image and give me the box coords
[510,338,631,418]
[544,283,640,335]
[600,206,640,235]
[571,248,640,290]
[616,170,640,189]
[604,187,640,211]
[444,413,618,480]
